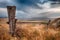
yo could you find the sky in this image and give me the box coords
[0,0,60,20]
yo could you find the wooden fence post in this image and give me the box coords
[7,6,16,37]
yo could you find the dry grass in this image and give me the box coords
[15,24,60,40]
[0,18,60,40]
[0,25,11,40]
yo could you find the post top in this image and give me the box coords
[7,6,16,7]
[7,6,16,9]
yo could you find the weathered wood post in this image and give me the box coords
[7,6,16,37]
[46,20,51,31]
[47,20,51,26]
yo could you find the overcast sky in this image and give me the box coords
[0,0,60,20]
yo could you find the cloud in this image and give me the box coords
[16,10,28,19]
[23,6,60,19]
[0,0,60,20]
[0,4,60,19]
[49,0,60,2]
[0,8,7,17]
[15,0,39,5]
[37,2,51,9]
[0,0,17,8]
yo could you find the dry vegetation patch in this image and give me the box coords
[0,21,60,40]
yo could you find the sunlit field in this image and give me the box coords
[0,18,60,40]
